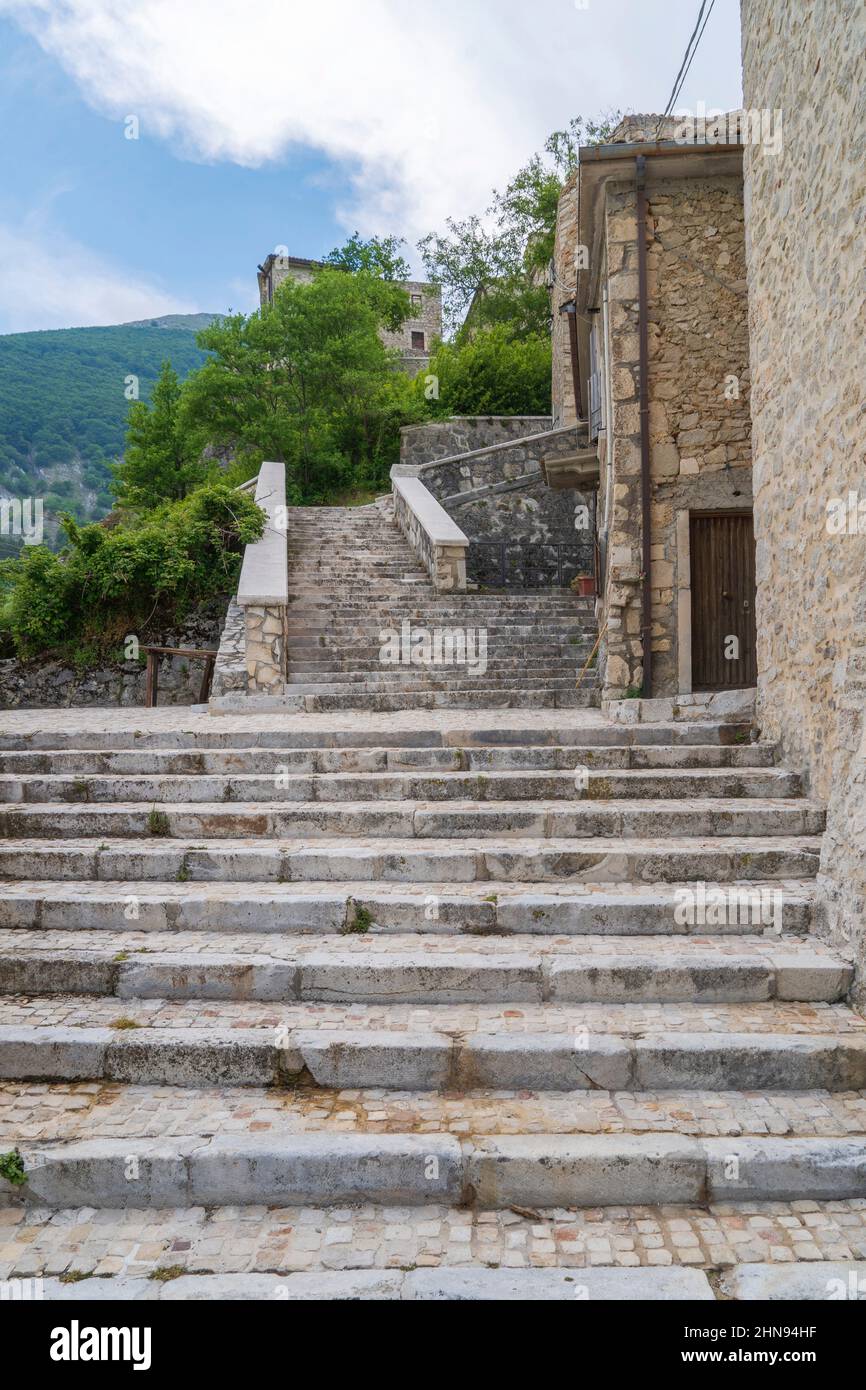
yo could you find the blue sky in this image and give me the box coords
[0,0,745,333]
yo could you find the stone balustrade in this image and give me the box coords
[234,461,288,694]
[391,469,468,592]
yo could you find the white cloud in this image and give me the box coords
[0,220,193,332]
[0,0,744,245]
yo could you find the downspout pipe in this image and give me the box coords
[635,154,653,699]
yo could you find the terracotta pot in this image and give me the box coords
[575,575,596,597]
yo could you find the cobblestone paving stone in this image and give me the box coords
[0,929,829,960]
[4,1083,866,1143]
[1,995,862,1033]
[0,710,614,737]
[3,1200,866,1280]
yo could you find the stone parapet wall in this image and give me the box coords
[391,475,468,592]
[400,417,552,471]
[741,0,866,1001]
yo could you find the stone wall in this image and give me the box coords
[741,0,866,1002]
[0,599,227,709]
[415,426,593,589]
[400,417,552,470]
[597,172,752,699]
[551,171,580,427]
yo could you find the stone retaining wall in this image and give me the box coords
[400,417,552,471]
[0,599,227,709]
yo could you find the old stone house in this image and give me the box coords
[256,252,442,376]
[740,0,865,1004]
[552,115,754,703]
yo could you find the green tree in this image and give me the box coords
[419,112,620,335]
[186,270,411,502]
[321,234,412,332]
[322,232,411,281]
[113,362,212,510]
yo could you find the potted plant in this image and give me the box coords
[572,572,596,597]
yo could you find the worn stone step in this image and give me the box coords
[0,768,801,805]
[0,935,848,1003]
[0,835,822,883]
[2,1014,864,1090]
[282,688,603,712]
[31,1267,716,1300]
[0,797,823,840]
[0,879,816,934]
[0,741,776,775]
[0,715,754,752]
[4,1131,865,1209]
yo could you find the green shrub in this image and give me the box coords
[0,483,264,659]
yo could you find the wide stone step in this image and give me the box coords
[0,835,822,882]
[0,879,816,934]
[0,768,801,805]
[0,715,754,752]
[4,1130,865,1209]
[284,688,602,711]
[1,1005,863,1089]
[31,1268,716,1301]
[0,797,823,840]
[0,741,776,774]
[282,676,596,695]
[0,935,848,1004]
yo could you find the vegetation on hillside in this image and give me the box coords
[0,318,213,547]
[0,484,263,660]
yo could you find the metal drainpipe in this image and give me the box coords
[635,154,652,699]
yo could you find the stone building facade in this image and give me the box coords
[556,122,753,700]
[740,0,866,1000]
[256,254,442,376]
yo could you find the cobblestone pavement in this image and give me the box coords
[3,1200,866,1281]
[0,928,829,961]
[0,708,612,737]
[2,995,862,1034]
[4,1082,866,1143]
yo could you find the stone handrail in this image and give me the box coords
[391,468,468,592]
[236,461,288,693]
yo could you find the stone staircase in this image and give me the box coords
[0,705,864,1301]
[283,501,599,710]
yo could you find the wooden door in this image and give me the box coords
[690,512,757,690]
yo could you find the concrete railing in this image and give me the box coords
[236,461,288,693]
[391,468,468,592]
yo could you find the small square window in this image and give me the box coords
[411,294,423,311]
[411,331,426,350]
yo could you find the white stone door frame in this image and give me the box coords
[676,508,693,696]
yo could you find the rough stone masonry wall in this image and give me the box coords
[418,427,593,583]
[599,174,752,699]
[741,0,866,1003]
[551,170,580,427]
[400,417,552,470]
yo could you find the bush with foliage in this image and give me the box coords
[419,327,552,417]
[0,483,264,659]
